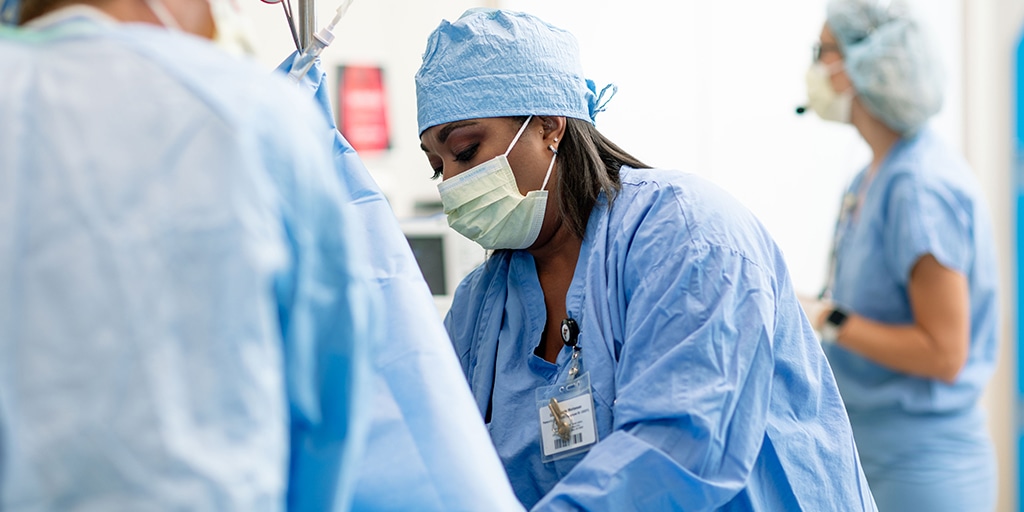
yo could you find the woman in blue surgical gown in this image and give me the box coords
[0,0,379,510]
[416,8,877,511]
[799,1,999,510]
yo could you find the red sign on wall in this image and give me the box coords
[336,65,390,153]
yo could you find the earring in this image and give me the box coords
[553,137,559,142]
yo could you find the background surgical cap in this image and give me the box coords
[415,8,608,135]
[826,0,943,135]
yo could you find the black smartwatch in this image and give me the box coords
[820,308,849,342]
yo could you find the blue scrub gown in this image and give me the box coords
[446,167,878,511]
[0,9,377,510]
[277,59,525,512]
[823,128,999,511]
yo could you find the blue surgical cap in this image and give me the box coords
[826,0,943,135]
[1,0,20,26]
[415,8,613,135]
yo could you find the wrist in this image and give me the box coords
[819,307,849,343]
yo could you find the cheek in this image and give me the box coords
[506,156,540,195]
[832,70,853,93]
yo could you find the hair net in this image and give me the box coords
[826,0,943,134]
[415,8,615,135]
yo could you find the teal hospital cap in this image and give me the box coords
[827,0,943,134]
[415,8,614,135]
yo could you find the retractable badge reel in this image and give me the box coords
[535,318,599,462]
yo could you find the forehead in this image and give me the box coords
[420,117,516,145]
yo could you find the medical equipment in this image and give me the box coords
[399,215,484,316]
[285,0,352,83]
[259,0,300,51]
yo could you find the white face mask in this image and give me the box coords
[805,62,854,124]
[437,115,558,250]
[144,0,255,56]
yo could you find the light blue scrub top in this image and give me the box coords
[822,128,999,415]
[446,167,877,511]
[0,10,377,511]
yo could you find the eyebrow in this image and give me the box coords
[420,120,480,152]
[438,121,478,143]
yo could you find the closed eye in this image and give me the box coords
[454,143,479,163]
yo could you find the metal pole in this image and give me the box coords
[297,0,316,51]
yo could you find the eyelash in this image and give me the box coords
[429,143,480,181]
[454,143,479,163]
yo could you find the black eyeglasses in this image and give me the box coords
[812,42,842,62]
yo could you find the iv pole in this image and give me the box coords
[297,0,315,50]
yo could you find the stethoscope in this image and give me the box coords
[820,172,875,301]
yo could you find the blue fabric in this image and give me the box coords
[823,128,999,414]
[848,408,995,512]
[446,167,877,511]
[0,0,18,26]
[0,11,378,511]
[276,55,525,512]
[822,129,999,508]
[826,0,943,134]
[415,8,612,135]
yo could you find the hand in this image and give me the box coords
[797,294,832,333]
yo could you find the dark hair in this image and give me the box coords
[18,0,77,24]
[529,116,650,239]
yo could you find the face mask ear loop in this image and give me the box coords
[540,145,557,192]
[503,115,534,156]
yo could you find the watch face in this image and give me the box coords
[827,308,848,327]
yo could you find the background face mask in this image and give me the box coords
[438,116,557,250]
[805,62,854,124]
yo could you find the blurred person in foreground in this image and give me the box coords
[0,0,379,509]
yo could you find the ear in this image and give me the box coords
[537,116,567,147]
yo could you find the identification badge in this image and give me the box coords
[535,372,598,462]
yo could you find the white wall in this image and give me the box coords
[964,1,1024,510]
[238,0,495,219]
[502,0,962,298]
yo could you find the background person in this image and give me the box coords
[417,8,877,511]
[799,1,999,510]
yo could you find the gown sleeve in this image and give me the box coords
[883,173,972,280]
[534,184,778,511]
